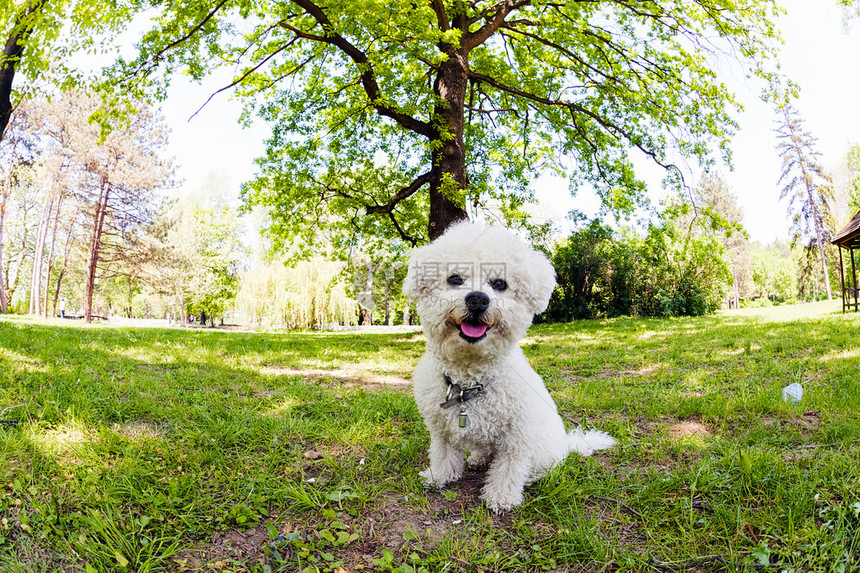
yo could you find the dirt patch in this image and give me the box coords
[261,366,412,391]
[795,410,821,432]
[760,411,820,436]
[172,523,273,570]
[634,416,661,437]
[669,420,711,438]
[169,474,497,572]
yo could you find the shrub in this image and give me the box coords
[542,217,731,321]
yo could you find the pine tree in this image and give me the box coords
[775,103,834,300]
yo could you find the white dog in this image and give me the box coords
[404,221,615,513]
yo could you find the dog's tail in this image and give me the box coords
[567,427,616,457]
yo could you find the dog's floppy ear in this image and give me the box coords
[520,248,557,314]
[403,244,433,301]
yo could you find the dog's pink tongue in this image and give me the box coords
[460,322,488,338]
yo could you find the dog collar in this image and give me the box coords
[439,374,484,409]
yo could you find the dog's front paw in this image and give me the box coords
[480,483,524,514]
[419,467,460,488]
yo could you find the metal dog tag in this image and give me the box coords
[458,407,468,428]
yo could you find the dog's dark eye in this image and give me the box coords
[447,274,464,287]
[490,278,508,292]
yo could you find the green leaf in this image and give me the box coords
[750,543,770,566]
[321,509,337,520]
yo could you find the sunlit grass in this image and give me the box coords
[1,303,859,571]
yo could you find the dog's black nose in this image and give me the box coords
[465,291,490,312]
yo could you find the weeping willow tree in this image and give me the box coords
[236,260,356,329]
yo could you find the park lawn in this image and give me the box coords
[0,301,859,572]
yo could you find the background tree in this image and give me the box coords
[0,103,36,312]
[114,0,781,245]
[0,94,172,319]
[687,171,750,309]
[346,238,412,326]
[542,217,615,320]
[143,177,245,326]
[839,144,860,216]
[774,102,834,300]
[845,144,860,216]
[0,159,40,312]
[542,204,732,321]
[236,259,356,328]
[50,93,173,322]
[750,241,796,304]
[184,205,244,326]
[0,0,136,141]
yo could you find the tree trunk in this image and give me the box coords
[383,265,394,326]
[428,45,469,240]
[813,232,832,301]
[731,261,740,309]
[52,267,65,317]
[85,181,110,323]
[43,191,65,317]
[51,225,75,316]
[29,193,54,315]
[0,0,45,142]
[804,183,833,301]
[179,296,188,327]
[6,242,23,304]
[127,275,134,318]
[358,260,374,326]
[0,170,9,312]
[383,281,391,325]
[6,223,30,304]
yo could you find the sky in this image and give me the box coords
[155,0,860,245]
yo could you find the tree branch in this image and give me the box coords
[188,41,295,121]
[463,0,531,51]
[499,23,622,88]
[388,210,419,247]
[285,0,431,137]
[430,0,450,31]
[132,0,230,76]
[365,171,432,215]
[468,70,679,174]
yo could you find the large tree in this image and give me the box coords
[114,0,781,243]
[774,102,834,301]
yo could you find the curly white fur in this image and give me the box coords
[404,221,615,513]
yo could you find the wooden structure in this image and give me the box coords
[831,210,860,312]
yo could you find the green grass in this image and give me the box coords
[1,301,859,572]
